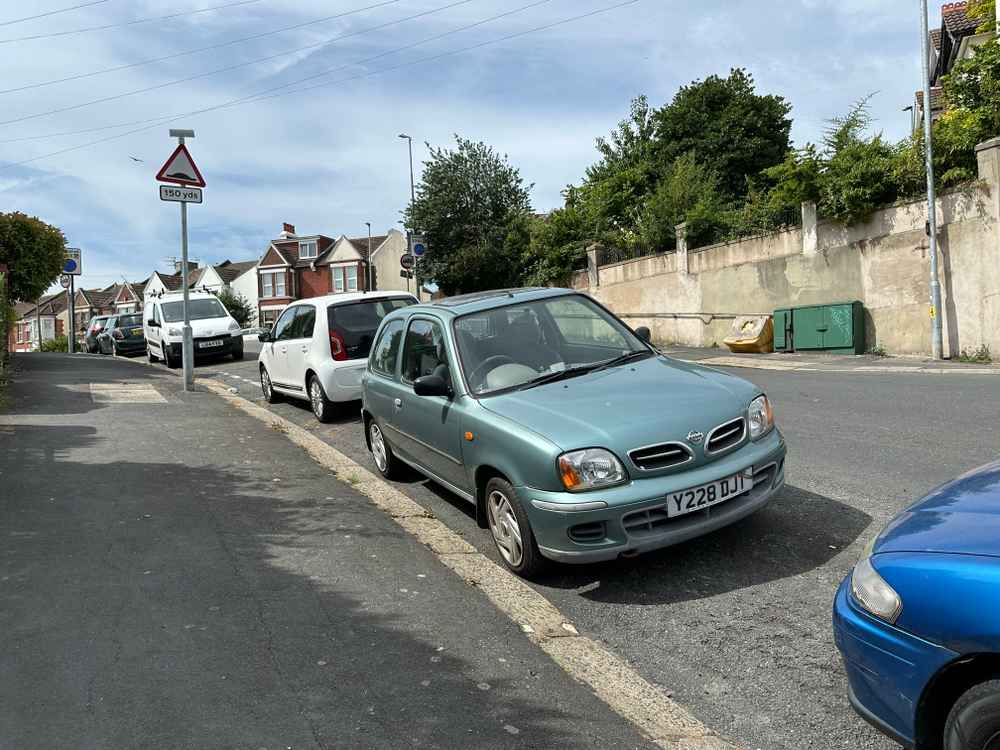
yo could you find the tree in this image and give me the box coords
[217,287,255,327]
[968,0,996,33]
[0,212,66,302]
[652,68,792,199]
[636,153,727,251]
[407,136,533,295]
[943,39,1000,133]
[523,198,590,286]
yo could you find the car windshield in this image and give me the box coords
[116,314,143,327]
[454,294,649,396]
[161,298,228,322]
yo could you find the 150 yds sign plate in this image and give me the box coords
[159,185,203,203]
[667,472,753,518]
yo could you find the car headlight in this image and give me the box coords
[748,395,774,440]
[228,320,241,332]
[167,327,182,337]
[558,449,627,492]
[851,536,902,623]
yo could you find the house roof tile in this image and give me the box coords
[215,259,257,283]
[916,85,947,111]
[942,2,980,36]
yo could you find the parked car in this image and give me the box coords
[84,315,110,353]
[144,291,244,368]
[833,460,1000,750]
[258,292,418,422]
[360,288,787,577]
[97,313,147,357]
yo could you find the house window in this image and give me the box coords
[16,325,23,343]
[261,272,286,298]
[332,265,359,294]
[261,308,280,328]
[299,240,318,259]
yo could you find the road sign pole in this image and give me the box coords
[170,128,197,391]
[68,275,75,354]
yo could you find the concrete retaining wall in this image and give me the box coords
[573,138,1000,357]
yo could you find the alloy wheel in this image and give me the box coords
[487,490,524,567]
[370,423,388,472]
[261,369,272,399]
[310,379,324,419]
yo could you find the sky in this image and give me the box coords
[0,0,930,294]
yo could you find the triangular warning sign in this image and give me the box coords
[155,144,206,187]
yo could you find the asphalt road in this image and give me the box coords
[1,355,655,750]
[187,346,1000,750]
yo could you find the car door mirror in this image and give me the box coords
[258,331,272,343]
[413,375,451,398]
[147,319,159,328]
[635,326,651,344]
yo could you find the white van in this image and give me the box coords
[258,291,417,422]
[144,291,244,368]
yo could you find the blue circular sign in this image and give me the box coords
[63,258,79,273]
[412,242,426,257]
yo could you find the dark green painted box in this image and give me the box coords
[773,301,865,355]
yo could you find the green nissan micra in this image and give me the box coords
[361,288,786,577]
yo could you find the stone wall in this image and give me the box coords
[573,138,1000,357]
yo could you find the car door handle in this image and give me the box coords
[279,346,287,354]
[300,345,309,353]
[393,398,403,410]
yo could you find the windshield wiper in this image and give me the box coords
[589,350,655,374]
[518,365,595,391]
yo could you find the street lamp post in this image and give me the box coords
[398,134,416,298]
[919,0,944,360]
[365,221,372,292]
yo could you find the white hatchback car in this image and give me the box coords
[258,292,417,422]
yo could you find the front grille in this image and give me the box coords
[622,506,671,535]
[629,442,692,472]
[706,417,745,454]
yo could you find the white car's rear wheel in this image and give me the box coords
[309,376,336,423]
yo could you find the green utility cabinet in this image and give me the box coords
[772,301,865,354]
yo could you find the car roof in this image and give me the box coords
[413,287,575,317]
[153,291,220,303]
[291,291,418,307]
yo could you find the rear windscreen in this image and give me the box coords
[328,297,414,360]
[117,314,143,327]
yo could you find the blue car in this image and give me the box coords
[833,460,1000,750]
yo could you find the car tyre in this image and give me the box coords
[260,366,281,404]
[163,344,179,369]
[309,375,336,424]
[944,679,1000,750]
[368,420,401,480]
[485,477,545,579]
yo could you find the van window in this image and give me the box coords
[161,298,227,322]
[328,297,414,361]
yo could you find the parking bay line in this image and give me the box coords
[197,376,738,750]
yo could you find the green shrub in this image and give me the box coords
[39,335,68,353]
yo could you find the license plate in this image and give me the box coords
[198,339,223,349]
[667,472,752,518]
[131,328,143,337]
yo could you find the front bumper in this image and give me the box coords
[167,334,241,359]
[520,429,786,563]
[832,577,958,749]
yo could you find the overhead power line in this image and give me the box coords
[0,0,406,95]
[0,0,475,124]
[0,0,642,173]
[0,0,110,27]
[0,0,263,44]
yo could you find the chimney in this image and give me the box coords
[280,222,296,238]
[173,259,199,274]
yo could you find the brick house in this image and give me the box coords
[72,286,117,338]
[111,279,148,315]
[256,223,412,326]
[13,291,68,351]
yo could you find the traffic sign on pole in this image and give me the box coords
[155,143,206,187]
[400,254,415,271]
[410,235,426,257]
[60,275,71,289]
[64,247,82,275]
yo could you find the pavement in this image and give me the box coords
[0,354,655,750]
[189,342,1000,750]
